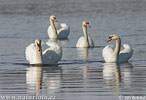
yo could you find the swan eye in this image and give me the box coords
[109,36,113,39]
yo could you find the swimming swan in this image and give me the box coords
[25,39,62,64]
[48,15,70,39]
[76,21,94,48]
[102,34,133,63]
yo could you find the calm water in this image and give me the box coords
[0,0,146,100]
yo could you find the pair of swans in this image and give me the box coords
[25,34,133,64]
[75,21,133,63]
[26,15,69,65]
[47,15,94,47]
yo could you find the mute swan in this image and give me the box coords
[48,15,70,39]
[76,21,94,48]
[102,34,133,63]
[25,39,62,64]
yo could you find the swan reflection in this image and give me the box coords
[77,48,89,58]
[103,63,121,87]
[103,63,133,90]
[57,39,70,46]
[26,65,43,95]
[43,66,62,92]
[120,63,133,88]
[26,65,62,95]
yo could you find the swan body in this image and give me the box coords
[76,21,94,48]
[102,34,133,63]
[48,15,70,39]
[25,39,62,64]
[76,36,94,48]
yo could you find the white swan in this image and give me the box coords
[25,39,62,64]
[102,34,133,63]
[76,21,94,48]
[48,15,70,39]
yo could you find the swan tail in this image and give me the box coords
[43,41,62,64]
[120,44,133,53]
[46,40,62,55]
[60,23,68,28]
[119,44,133,62]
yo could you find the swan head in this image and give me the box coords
[50,15,57,22]
[107,34,120,42]
[82,21,91,28]
[35,39,41,52]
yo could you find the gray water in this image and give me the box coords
[0,0,146,100]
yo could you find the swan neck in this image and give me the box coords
[36,47,43,64]
[82,25,89,47]
[114,38,121,58]
[50,19,57,38]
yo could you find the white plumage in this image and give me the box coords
[118,44,133,62]
[102,34,133,63]
[102,44,133,63]
[26,43,38,64]
[48,15,70,39]
[25,39,62,64]
[76,36,94,48]
[43,41,62,64]
[48,23,70,39]
[76,21,94,48]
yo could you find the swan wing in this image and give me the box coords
[43,41,62,64]
[119,44,133,62]
[57,23,70,38]
[102,45,114,62]
[25,43,36,64]
[88,36,94,47]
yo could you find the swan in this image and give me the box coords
[76,21,94,48]
[48,15,70,39]
[25,39,62,64]
[102,34,133,63]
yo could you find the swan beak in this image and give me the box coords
[106,38,112,42]
[54,18,58,22]
[87,24,91,28]
[37,44,41,52]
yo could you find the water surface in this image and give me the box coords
[0,0,146,100]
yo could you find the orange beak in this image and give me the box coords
[54,18,58,22]
[87,24,91,28]
[106,38,112,42]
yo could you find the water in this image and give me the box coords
[0,0,146,100]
